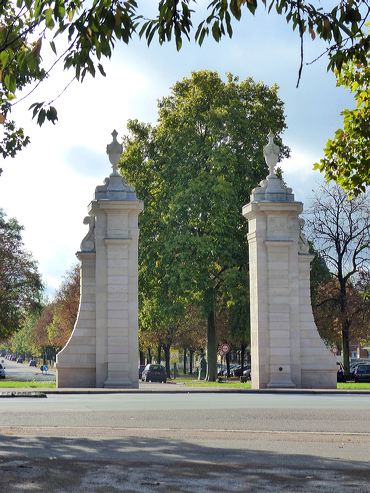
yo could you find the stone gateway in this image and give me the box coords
[56,131,143,388]
[242,133,337,389]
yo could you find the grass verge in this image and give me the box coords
[175,378,370,390]
[174,378,252,389]
[337,382,370,389]
[0,380,56,388]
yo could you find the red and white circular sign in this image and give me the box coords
[220,343,230,354]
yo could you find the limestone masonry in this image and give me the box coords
[242,132,337,389]
[56,131,143,388]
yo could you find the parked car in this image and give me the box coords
[353,364,370,383]
[16,357,24,363]
[232,365,247,377]
[29,359,37,367]
[243,366,251,380]
[141,364,167,383]
[337,362,346,382]
[138,364,146,379]
[221,364,238,377]
[10,355,17,361]
[0,363,5,379]
[217,364,226,376]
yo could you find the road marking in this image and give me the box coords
[1,426,369,438]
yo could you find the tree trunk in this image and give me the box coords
[183,347,187,375]
[157,344,162,364]
[147,347,152,364]
[240,343,246,373]
[342,320,351,376]
[226,351,230,377]
[189,350,194,374]
[163,344,171,378]
[206,296,217,382]
[139,350,145,365]
[339,279,351,375]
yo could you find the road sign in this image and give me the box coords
[43,364,48,373]
[219,343,231,355]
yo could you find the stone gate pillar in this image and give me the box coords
[56,131,143,388]
[242,133,336,389]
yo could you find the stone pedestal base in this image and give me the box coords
[104,378,138,389]
[56,366,96,388]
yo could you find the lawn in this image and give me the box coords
[175,377,370,390]
[1,379,369,390]
[0,380,56,388]
[337,382,370,389]
[175,377,252,389]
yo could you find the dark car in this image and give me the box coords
[141,364,167,383]
[217,364,226,376]
[0,363,5,379]
[243,366,251,379]
[337,362,346,382]
[29,359,37,367]
[16,357,24,363]
[138,364,146,379]
[222,364,238,377]
[353,364,370,383]
[232,365,246,377]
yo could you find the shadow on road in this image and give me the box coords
[0,434,369,492]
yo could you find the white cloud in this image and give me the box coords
[280,144,325,207]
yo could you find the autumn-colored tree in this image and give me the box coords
[32,303,54,349]
[307,183,369,374]
[28,264,80,361]
[47,265,80,348]
[176,305,207,374]
[314,276,370,350]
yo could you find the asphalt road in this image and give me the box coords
[1,393,370,492]
[1,359,56,382]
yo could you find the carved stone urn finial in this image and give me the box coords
[106,129,123,175]
[263,131,280,177]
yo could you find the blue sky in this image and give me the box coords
[0,5,352,296]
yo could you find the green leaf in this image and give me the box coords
[97,63,106,76]
[4,73,16,93]
[0,50,9,69]
[230,0,241,20]
[50,41,57,55]
[46,106,58,124]
[37,109,46,126]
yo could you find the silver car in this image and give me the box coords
[0,362,5,379]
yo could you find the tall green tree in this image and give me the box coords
[220,265,250,372]
[8,309,40,357]
[0,209,43,341]
[0,1,367,174]
[120,70,288,380]
[315,57,370,195]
